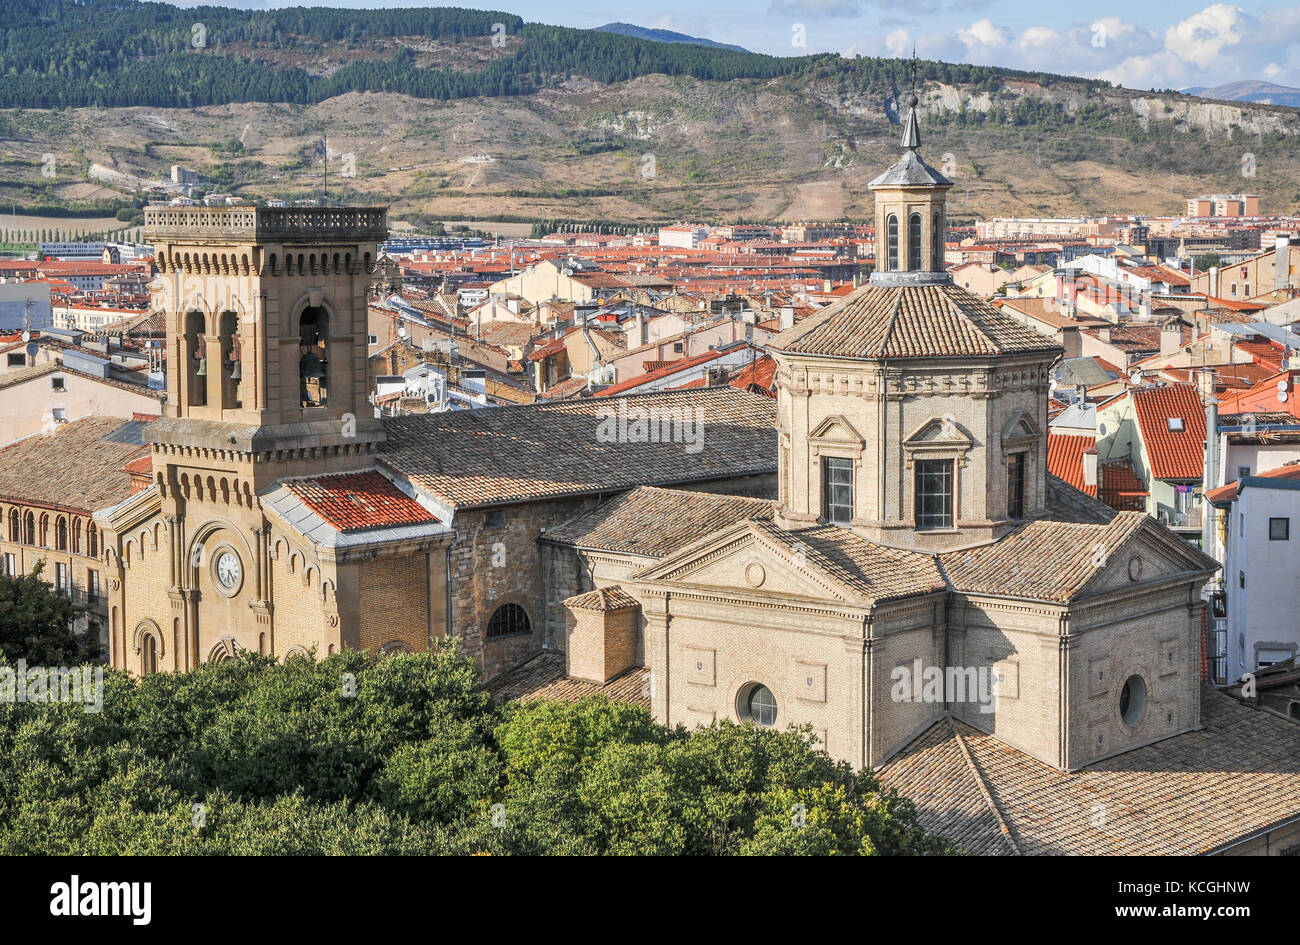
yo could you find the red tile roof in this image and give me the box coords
[1131,384,1206,481]
[1207,461,1300,506]
[282,470,438,532]
[1046,434,1097,497]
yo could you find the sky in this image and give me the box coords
[180,2,1300,92]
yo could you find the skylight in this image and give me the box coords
[1167,417,1185,432]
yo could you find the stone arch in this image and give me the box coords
[207,636,241,663]
[283,645,310,660]
[133,617,165,658]
[71,517,82,554]
[303,563,318,588]
[379,640,413,655]
[321,577,336,603]
[287,549,304,575]
[271,536,290,560]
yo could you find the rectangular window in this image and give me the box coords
[916,459,954,530]
[51,377,65,391]
[368,334,378,345]
[1269,517,1290,541]
[1238,465,1251,480]
[1007,452,1025,519]
[55,562,67,593]
[88,569,100,599]
[6,353,23,368]
[3,554,13,577]
[822,457,854,526]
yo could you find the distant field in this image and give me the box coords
[0,213,130,239]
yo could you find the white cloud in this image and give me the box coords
[1017,27,1061,50]
[957,18,1011,50]
[1164,3,1249,68]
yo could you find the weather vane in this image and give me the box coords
[909,45,919,100]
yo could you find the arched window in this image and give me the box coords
[219,310,242,410]
[298,307,329,408]
[486,603,531,639]
[185,310,207,407]
[7,509,17,543]
[55,517,67,552]
[908,213,922,271]
[141,633,158,676]
[72,519,82,555]
[886,214,899,271]
[37,514,48,548]
[931,212,943,272]
[87,523,98,559]
[22,512,34,545]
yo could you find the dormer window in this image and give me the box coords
[916,459,954,530]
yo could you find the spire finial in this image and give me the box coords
[900,48,921,150]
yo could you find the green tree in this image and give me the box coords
[0,562,99,664]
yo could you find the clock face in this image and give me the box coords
[215,552,241,589]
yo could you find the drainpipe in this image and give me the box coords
[1202,398,1218,552]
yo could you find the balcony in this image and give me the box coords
[1157,504,1202,529]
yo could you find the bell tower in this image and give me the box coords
[145,205,389,468]
[868,59,952,285]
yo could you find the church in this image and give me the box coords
[91,103,1300,855]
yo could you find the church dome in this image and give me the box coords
[766,281,1062,361]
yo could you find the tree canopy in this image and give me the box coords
[0,642,952,855]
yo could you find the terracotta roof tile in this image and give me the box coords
[769,282,1062,360]
[1046,434,1097,497]
[1131,384,1206,480]
[564,585,640,612]
[0,416,148,512]
[544,486,774,558]
[280,470,437,533]
[879,690,1300,855]
[380,388,776,510]
[486,652,649,706]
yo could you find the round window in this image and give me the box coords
[1119,674,1147,726]
[738,683,778,727]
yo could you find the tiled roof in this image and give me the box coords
[380,388,777,511]
[751,520,948,604]
[564,585,641,612]
[1046,434,1097,497]
[1206,461,1300,506]
[1131,384,1206,480]
[486,652,649,706]
[0,416,149,512]
[878,690,1300,855]
[940,511,1216,603]
[767,282,1061,360]
[279,470,437,533]
[544,486,774,558]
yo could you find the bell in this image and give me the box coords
[194,357,207,376]
[229,359,242,380]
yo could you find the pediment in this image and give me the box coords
[1001,410,1042,444]
[633,521,863,603]
[904,415,973,448]
[808,414,866,448]
[1077,521,1216,599]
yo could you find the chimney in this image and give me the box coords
[779,306,795,331]
[1209,266,1219,299]
[1098,326,1112,344]
[1160,323,1181,356]
[635,310,648,346]
[1060,324,1081,359]
[1276,237,1290,291]
[1083,447,1099,489]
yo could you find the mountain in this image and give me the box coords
[595,23,749,53]
[1182,80,1300,109]
[2,0,1300,229]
